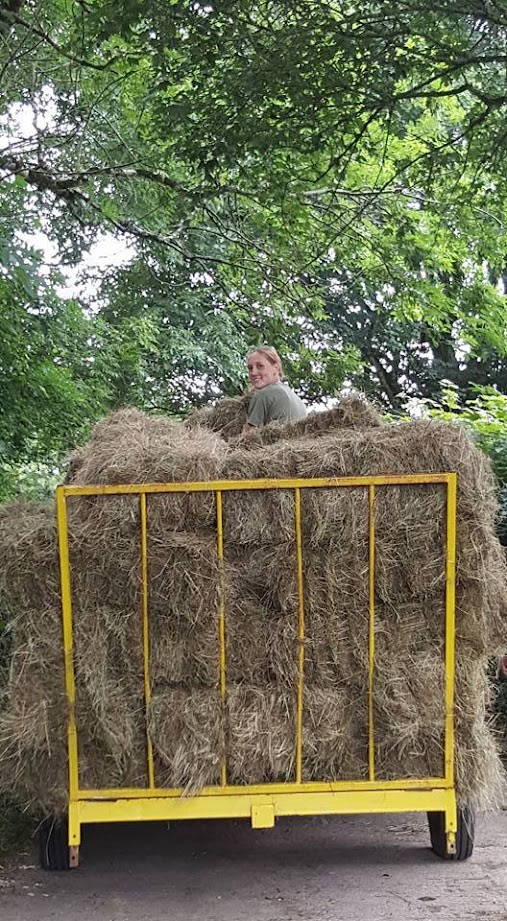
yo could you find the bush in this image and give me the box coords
[417,386,507,546]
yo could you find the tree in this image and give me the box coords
[0,189,112,497]
[1,0,506,493]
[2,3,507,288]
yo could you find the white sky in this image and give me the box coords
[16,230,136,302]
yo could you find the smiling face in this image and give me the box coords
[247,350,281,390]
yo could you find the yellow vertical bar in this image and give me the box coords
[56,488,79,810]
[216,490,227,786]
[294,487,305,783]
[140,493,155,789]
[368,484,375,782]
[444,474,457,786]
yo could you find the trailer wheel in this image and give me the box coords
[427,805,475,860]
[38,817,70,871]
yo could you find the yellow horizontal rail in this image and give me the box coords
[60,472,453,498]
[77,787,456,825]
[77,776,451,801]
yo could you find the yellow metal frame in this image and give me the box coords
[56,472,458,861]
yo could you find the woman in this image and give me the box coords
[243,346,307,431]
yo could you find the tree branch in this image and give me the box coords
[0,8,127,71]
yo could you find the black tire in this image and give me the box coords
[38,817,70,871]
[428,805,475,860]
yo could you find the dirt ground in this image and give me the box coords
[0,812,506,921]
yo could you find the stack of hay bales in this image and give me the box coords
[222,418,507,798]
[0,502,67,812]
[67,410,227,793]
[0,396,506,814]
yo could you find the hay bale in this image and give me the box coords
[72,604,148,790]
[374,485,447,606]
[148,530,220,623]
[149,688,222,792]
[300,393,384,432]
[149,615,219,688]
[187,394,251,439]
[226,544,298,617]
[0,502,59,613]
[227,686,295,785]
[0,606,68,813]
[68,409,224,530]
[373,651,446,781]
[226,598,299,687]
[69,495,142,616]
[303,686,369,781]
[223,490,296,546]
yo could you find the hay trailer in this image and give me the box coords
[39,472,474,870]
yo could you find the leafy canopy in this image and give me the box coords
[1,1,507,496]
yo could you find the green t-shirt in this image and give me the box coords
[247,382,307,427]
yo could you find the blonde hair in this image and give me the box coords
[246,346,283,378]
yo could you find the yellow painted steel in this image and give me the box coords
[55,473,459,850]
[66,776,452,800]
[56,489,80,847]
[215,490,227,786]
[251,803,275,828]
[140,494,155,789]
[68,803,81,849]
[76,787,457,826]
[294,487,306,784]
[444,474,457,792]
[368,484,376,782]
[62,472,454,498]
